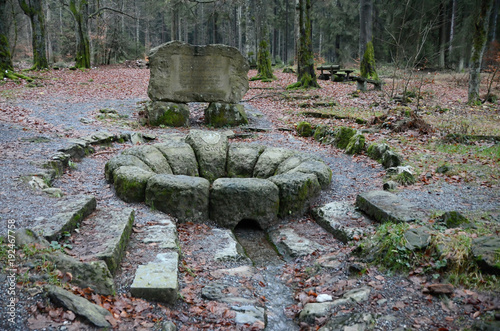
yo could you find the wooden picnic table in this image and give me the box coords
[317,65,355,81]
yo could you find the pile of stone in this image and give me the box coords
[146,41,249,127]
[105,130,332,229]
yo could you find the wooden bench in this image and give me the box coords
[317,65,355,81]
[352,76,384,91]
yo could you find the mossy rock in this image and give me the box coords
[367,143,390,161]
[146,101,190,127]
[204,103,248,127]
[381,150,402,168]
[439,211,470,228]
[313,124,332,143]
[113,166,155,202]
[268,173,321,218]
[394,170,416,186]
[296,121,313,137]
[345,133,366,155]
[335,126,358,149]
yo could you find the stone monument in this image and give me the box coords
[146,41,249,127]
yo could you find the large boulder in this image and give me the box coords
[154,141,199,176]
[145,174,210,222]
[253,147,295,179]
[113,166,155,202]
[226,143,265,178]
[104,154,152,183]
[145,101,190,127]
[209,178,279,229]
[268,173,320,217]
[287,160,332,189]
[185,130,228,181]
[204,103,248,127]
[122,145,173,174]
[148,41,249,103]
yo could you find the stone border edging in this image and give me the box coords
[105,130,332,229]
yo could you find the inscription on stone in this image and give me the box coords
[148,41,249,104]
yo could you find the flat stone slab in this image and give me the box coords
[312,201,373,243]
[138,219,178,250]
[355,190,428,223]
[148,41,249,103]
[233,305,266,326]
[76,208,135,274]
[48,286,112,328]
[472,236,500,275]
[299,287,371,323]
[33,195,96,242]
[269,227,322,259]
[319,313,375,331]
[212,229,247,261]
[130,252,179,304]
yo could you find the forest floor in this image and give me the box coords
[0,65,499,330]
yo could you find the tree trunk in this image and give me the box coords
[489,0,499,42]
[68,0,90,68]
[288,0,319,89]
[359,0,373,58]
[438,1,447,68]
[449,0,456,60]
[171,3,179,41]
[0,0,13,75]
[468,0,494,104]
[19,0,48,69]
[252,0,274,81]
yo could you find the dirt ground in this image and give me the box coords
[0,66,498,330]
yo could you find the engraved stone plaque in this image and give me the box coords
[148,41,249,103]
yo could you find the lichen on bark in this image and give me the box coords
[251,39,276,82]
[360,41,378,80]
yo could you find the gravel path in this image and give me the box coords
[1,85,498,330]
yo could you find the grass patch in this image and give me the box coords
[362,220,499,290]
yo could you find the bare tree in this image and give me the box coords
[468,0,494,104]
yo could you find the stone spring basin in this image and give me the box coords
[105,130,332,230]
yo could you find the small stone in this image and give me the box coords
[383,180,398,191]
[316,294,333,303]
[423,283,454,295]
[42,187,63,198]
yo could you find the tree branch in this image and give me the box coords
[89,6,135,19]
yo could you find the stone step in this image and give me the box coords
[15,229,115,295]
[33,195,96,242]
[312,201,374,243]
[355,190,428,223]
[130,251,179,304]
[269,227,323,259]
[71,208,135,274]
[130,219,180,304]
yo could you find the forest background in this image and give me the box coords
[1,0,499,76]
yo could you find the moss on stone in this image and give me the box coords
[313,124,331,142]
[345,133,366,155]
[360,41,379,80]
[335,126,358,149]
[296,121,313,137]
